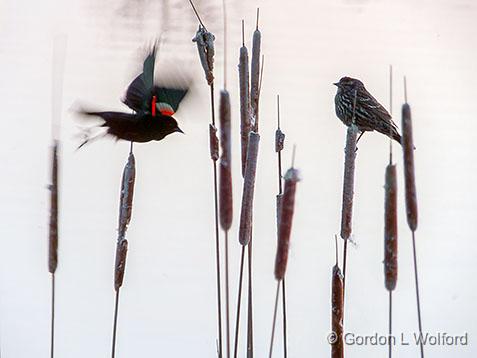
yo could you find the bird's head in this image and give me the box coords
[163,115,185,136]
[333,77,364,92]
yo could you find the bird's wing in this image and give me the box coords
[123,45,157,112]
[123,75,147,111]
[151,85,189,115]
[357,90,397,129]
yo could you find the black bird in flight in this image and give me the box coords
[334,77,401,144]
[79,45,189,147]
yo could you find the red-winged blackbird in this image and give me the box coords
[334,77,401,144]
[79,45,189,147]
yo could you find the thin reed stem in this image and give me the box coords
[225,230,231,358]
[111,290,120,358]
[268,281,281,358]
[275,95,287,357]
[247,243,254,358]
[412,231,424,358]
[211,82,223,357]
[233,246,246,358]
[187,0,207,30]
[50,274,55,358]
[388,291,392,358]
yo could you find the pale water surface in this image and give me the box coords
[0,0,476,357]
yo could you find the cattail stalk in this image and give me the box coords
[384,66,398,358]
[247,13,262,356]
[402,95,424,358]
[49,34,66,358]
[111,149,136,358]
[189,4,223,356]
[275,96,288,357]
[48,141,59,358]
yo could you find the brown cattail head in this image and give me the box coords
[118,152,136,241]
[384,164,398,291]
[209,124,219,161]
[340,124,358,240]
[331,264,344,358]
[402,103,418,231]
[275,128,285,153]
[250,28,261,132]
[239,44,250,176]
[114,239,128,291]
[276,194,283,236]
[219,90,233,230]
[48,141,59,274]
[274,168,301,280]
[192,26,215,85]
[238,132,260,245]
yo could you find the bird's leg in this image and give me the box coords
[355,131,365,152]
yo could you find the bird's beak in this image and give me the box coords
[333,82,339,87]
[176,127,185,134]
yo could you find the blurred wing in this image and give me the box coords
[152,86,189,115]
[123,75,146,111]
[357,89,397,129]
[123,44,158,112]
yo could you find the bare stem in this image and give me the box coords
[233,246,246,358]
[412,231,424,358]
[388,291,393,358]
[111,290,120,358]
[268,281,281,358]
[225,230,231,358]
[50,274,55,358]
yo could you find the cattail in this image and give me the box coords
[219,90,233,231]
[275,128,285,153]
[118,152,136,241]
[384,164,398,291]
[239,35,250,176]
[250,19,261,132]
[402,103,418,231]
[238,132,260,245]
[192,26,215,86]
[114,239,128,291]
[340,124,358,240]
[209,124,219,161]
[48,141,59,274]
[331,264,344,358]
[274,168,300,280]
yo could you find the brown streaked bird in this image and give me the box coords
[334,77,401,144]
[79,44,189,147]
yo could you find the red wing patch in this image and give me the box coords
[157,102,175,117]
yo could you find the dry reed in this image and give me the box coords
[189,4,223,356]
[111,149,136,358]
[401,93,424,358]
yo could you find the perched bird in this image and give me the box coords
[79,45,189,147]
[334,77,401,144]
